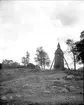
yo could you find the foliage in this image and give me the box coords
[66,39,76,55]
[21,57,27,66]
[80,30,84,39]
[2,59,13,65]
[74,30,84,64]
[27,63,35,69]
[66,39,77,70]
[34,47,50,69]
[21,51,30,66]
[66,30,84,70]
[35,65,40,70]
[2,59,20,68]
[0,63,2,69]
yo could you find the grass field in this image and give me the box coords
[0,68,83,105]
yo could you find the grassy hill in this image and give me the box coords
[0,68,83,105]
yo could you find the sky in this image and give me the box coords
[0,0,84,68]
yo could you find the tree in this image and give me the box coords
[74,31,84,68]
[34,47,50,69]
[11,62,20,68]
[2,59,13,68]
[80,30,84,39]
[26,51,30,64]
[22,57,26,66]
[2,59,13,65]
[2,59,20,68]
[66,39,77,70]
[21,51,30,66]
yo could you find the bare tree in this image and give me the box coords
[66,39,77,70]
[21,51,30,66]
[34,47,50,69]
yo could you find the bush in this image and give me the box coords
[0,63,2,69]
[64,69,83,77]
[27,63,35,69]
[35,65,40,70]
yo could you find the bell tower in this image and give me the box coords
[54,43,64,69]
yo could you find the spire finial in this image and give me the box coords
[57,38,60,48]
[57,38,59,43]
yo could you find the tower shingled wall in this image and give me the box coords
[54,43,64,69]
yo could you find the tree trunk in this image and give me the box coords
[73,53,76,70]
[44,64,45,70]
[83,64,84,71]
[43,59,45,70]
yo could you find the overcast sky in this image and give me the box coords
[0,0,84,68]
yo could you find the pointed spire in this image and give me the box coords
[57,42,60,49]
[55,42,63,55]
[57,38,60,48]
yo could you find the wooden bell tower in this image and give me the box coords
[50,41,70,70]
[54,43,64,69]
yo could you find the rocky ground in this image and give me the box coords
[0,69,83,105]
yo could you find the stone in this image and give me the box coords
[1,96,7,100]
[55,87,68,93]
[59,87,68,93]
[52,86,58,88]
[67,75,74,79]
[15,94,22,97]
[75,76,81,80]
[56,78,60,80]
[8,95,13,100]
[68,86,76,91]
[75,88,84,94]
[64,75,74,80]
[44,90,51,94]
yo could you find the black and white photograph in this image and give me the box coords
[0,0,84,105]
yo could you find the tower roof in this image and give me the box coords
[55,43,63,54]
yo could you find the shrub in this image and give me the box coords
[27,63,35,69]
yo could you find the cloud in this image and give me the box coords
[56,10,78,26]
[0,46,8,51]
[0,1,21,24]
[51,2,82,27]
[0,1,34,42]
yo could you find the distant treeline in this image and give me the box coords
[1,63,40,70]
